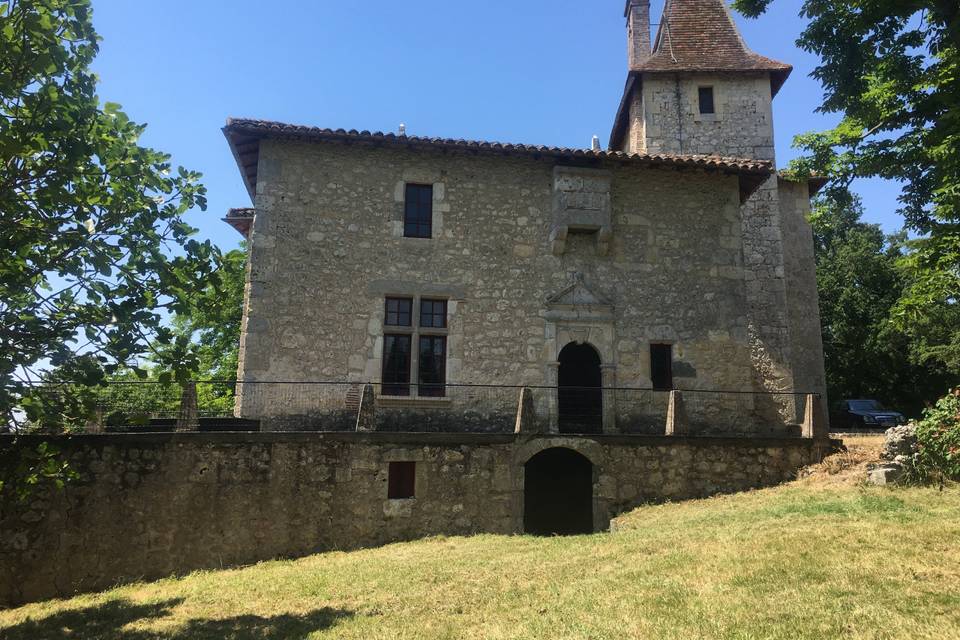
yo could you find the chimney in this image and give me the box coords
[626,0,651,68]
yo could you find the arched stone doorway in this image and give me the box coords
[523,448,594,535]
[557,342,603,433]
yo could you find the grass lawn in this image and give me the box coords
[2,438,959,639]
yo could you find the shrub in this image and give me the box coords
[909,388,960,484]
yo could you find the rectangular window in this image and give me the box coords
[419,299,447,329]
[698,87,715,115]
[385,297,413,327]
[388,461,416,499]
[382,334,412,396]
[650,343,674,391]
[404,184,433,238]
[418,335,447,397]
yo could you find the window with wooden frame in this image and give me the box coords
[381,296,448,397]
[388,461,416,499]
[650,343,674,391]
[403,184,433,238]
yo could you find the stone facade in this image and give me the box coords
[233,139,782,431]
[0,432,833,605]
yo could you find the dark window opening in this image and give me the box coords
[418,335,447,397]
[650,343,674,391]
[419,299,447,328]
[385,297,413,327]
[388,461,416,499]
[404,183,433,238]
[698,87,715,115]
[382,334,412,396]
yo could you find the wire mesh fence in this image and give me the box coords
[4,381,816,436]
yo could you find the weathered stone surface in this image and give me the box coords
[0,432,830,605]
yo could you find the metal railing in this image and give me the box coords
[5,381,816,437]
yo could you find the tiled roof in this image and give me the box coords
[222,207,254,238]
[222,118,773,204]
[636,0,792,91]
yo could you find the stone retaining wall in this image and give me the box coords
[0,432,834,605]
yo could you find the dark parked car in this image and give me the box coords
[833,399,907,430]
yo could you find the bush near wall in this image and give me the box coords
[910,388,960,483]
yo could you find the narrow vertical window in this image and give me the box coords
[698,87,715,115]
[650,343,674,391]
[388,461,416,499]
[382,334,412,396]
[404,184,433,238]
[418,335,447,397]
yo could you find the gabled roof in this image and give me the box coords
[223,118,773,205]
[636,0,792,91]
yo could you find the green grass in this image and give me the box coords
[3,480,960,639]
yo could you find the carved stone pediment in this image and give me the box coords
[545,273,613,321]
[549,166,613,256]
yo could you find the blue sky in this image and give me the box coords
[90,0,902,253]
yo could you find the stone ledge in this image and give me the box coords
[0,433,838,449]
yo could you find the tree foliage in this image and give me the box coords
[734,0,960,368]
[0,0,221,429]
[812,192,957,416]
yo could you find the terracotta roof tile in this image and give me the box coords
[223,118,773,205]
[636,0,791,90]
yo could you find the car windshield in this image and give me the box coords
[849,400,886,412]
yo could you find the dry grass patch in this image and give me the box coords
[2,439,959,639]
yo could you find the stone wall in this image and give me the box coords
[238,140,760,427]
[618,70,823,416]
[0,432,833,605]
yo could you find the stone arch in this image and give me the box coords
[522,447,594,535]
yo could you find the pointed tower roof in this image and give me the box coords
[634,0,791,94]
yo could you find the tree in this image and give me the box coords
[0,0,220,430]
[734,0,960,369]
[164,246,246,382]
[811,192,957,416]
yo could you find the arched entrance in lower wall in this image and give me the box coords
[523,448,594,535]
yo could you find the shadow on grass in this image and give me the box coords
[0,597,353,639]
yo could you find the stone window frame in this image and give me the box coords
[379,294,450,399]
[392,170,448,240]
[692,79,723,123]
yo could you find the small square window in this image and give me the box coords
[404,184,433,238]
[388,461,416,499]
[419,299,447,329]
[651,343,674,391]
[698,87,715,115]
[385,297,413,327]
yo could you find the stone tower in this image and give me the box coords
[610,0,827,411]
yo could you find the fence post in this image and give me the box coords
[801,393,826,439]
[176,382,199,432]
[355,383,376,432]
[514,387,538,434]
[86,406,104,434]
[665,390,688,436]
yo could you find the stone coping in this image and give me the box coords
[1,432,837,449]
